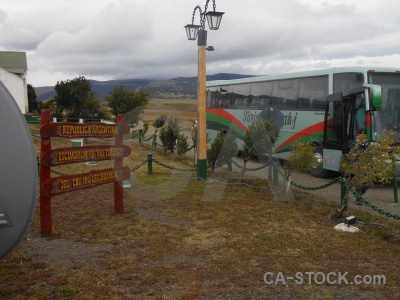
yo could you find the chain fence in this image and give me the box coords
[274,162,400,220]
[230,159,271,172]
[137,133,197,155]
[152,159,196,172]
[347,179,400,220]
[33,130,400,220]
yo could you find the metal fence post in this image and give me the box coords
[273,163,278,185]
[147,153,153,175]
[227,160,232,172]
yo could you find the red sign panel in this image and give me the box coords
[40,122,130,139]
[41,145,131,167]
[41,166,131,197]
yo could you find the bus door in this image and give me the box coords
[322,88,366,172]
[322,92,348,172]
[343,86,369,146]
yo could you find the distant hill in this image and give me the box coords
[34,73,257,101]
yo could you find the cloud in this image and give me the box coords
[1,0,400,86]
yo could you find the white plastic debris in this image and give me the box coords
[334,223,360,233]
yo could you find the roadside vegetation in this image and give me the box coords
[339,130,399,216]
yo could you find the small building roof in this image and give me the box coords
[0,51,27,74]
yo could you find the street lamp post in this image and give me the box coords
[185,0,224,180]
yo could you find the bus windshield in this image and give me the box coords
[369,72,400,140]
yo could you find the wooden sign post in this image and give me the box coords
[39,109,131,236]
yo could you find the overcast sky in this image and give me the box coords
[1,0,400,87]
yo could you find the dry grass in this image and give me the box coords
[141,99,197,132]
[1,124,400,299]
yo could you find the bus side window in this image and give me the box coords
[271,97,284,109]
[234,98,249,108]
[298,75,328,110]
[310,97,325,109]
[260,98,269,108]
[252,97,269,109]
[212,98,218,108]
[296,98,310,109]
[355,95,366,130]
[387,89,400,122]
[252,98,260,108]
[283,98,296,108]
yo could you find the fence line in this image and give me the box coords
[32,130,400,221]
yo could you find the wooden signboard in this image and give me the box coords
[42,167,131,197]
[39,109,130,237]
[41,145,131,167]
[40,122,130,139]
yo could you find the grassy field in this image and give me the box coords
[1,122,400,299]
[141,99,197,132]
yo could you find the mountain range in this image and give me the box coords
[34,73,257,101]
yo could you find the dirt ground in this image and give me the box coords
[1,106,400,299]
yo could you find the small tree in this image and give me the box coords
[240,118,280,180]
[27,84,38,113]
[339,130,397,216]
[283,143,316,193]
[154,114,168,133]
[159,116,181,153]
[152,114,168,147]
[54,76,93,119]
[137,121,150,142]
[176,134,189,156]
[107,86,149,126]
[81,95,101,120]
[38,99,58,118]
[207,129,238,173]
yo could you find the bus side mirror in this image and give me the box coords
[363,84,382,110]
[326,92,343,102]
[370,85,382,110]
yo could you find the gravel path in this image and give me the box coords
[227,157,400,219]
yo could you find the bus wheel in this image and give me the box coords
[311,146,331,178]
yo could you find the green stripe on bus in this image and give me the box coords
[207,112,247,136]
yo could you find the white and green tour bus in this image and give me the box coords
[206,67,400,177]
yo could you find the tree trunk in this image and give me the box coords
[338,188,351,216]
[239,160,247,182]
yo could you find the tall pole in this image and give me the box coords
[114,114,125,214]
[197,30,207,180]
